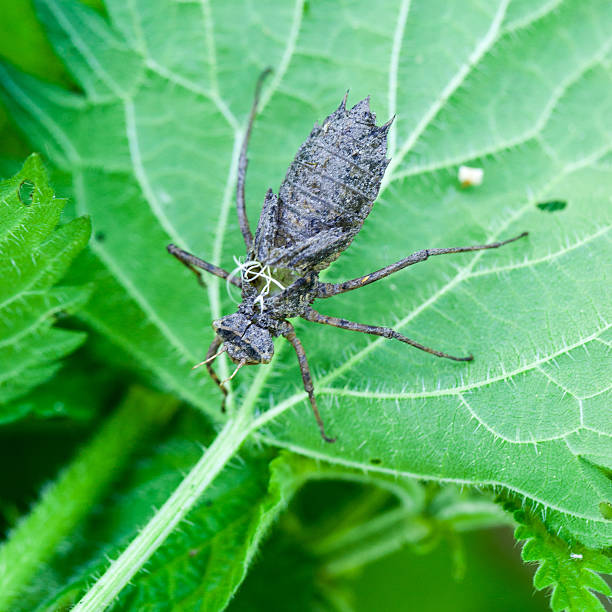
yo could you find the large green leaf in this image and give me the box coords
[1,0,610,548]
[0,154,91,418]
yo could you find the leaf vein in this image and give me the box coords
[387,0,411,157]
[258,0,305,113]
[382,0,510,190]
[47,0,125,99]
[470,225,610,278]
[73,171,199,364]
[391,34,612,182]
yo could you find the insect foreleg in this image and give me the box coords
[283,322,336,443]
[316,231,528,298]
[167,244,240,288]
[203,335,228,413]
[303,308,473,362]
[236,68,272,251]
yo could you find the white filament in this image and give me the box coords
[226,256,286,311]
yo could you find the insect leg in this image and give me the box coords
[283,322,336,443]
[203,335,228,413]
[167,244,241,288]
[236,68,272,251]
[316,232,528,297]
[302,308,473,362]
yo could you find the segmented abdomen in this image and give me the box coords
[253,96,391,273]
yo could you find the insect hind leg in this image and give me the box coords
[302,308,472,362]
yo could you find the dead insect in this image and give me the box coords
[168,71,527,443]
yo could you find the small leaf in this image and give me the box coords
[0,154,91,419]
[513,505,612,611]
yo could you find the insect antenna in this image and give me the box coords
[192,345,227,370]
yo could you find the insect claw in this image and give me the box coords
[450,353,473,362]
[256,67,273,90]
[315,411,336,443]
[321,432,337,444]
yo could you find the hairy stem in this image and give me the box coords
[73,407,252,612]
[0,386,177,611]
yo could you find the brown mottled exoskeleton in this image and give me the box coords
[168,71,527,442]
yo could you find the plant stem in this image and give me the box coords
[0,386,177,612]
[73,407,252,612]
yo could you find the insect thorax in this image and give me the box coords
[239,258,298,298]
[225,256,317,329]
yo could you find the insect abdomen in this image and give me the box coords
[259,96,391,273]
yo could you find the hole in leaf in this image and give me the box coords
[599,501,612,520]
[536,200,566,212]
[369,458,382,466]
[54,310,70,321]
[18,180,35,205]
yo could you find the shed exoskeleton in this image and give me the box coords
[168,71,527,442]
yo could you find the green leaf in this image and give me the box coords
[114,451,305,611]
[513,505,612,611]
[0,154,91,419]
[1,0,610,551]
[27,422,307,612]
